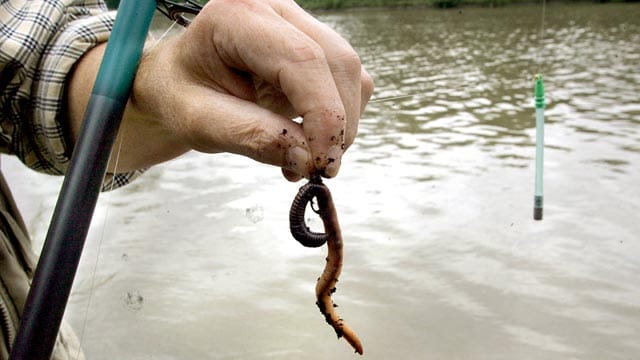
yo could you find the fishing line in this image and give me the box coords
[369,93,421,103]
[536,0,547,73]
[72,13,182,359]
[72,3,198,355]
[147,19,181,51]
[74,127,125,360]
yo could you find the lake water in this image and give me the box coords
[2,3,640,359]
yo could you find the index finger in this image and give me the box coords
[274,0,366,153]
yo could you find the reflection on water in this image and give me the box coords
[2,3,640,359]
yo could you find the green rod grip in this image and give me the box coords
[93,0,156,101]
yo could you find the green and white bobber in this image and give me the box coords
[533,74,545,221]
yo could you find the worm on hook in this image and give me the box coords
[289,178,364,355]
[290,180,329,247]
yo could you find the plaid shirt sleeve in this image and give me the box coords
[0,0,144,191]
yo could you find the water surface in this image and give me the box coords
[3,3,639,359]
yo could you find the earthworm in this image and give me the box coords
[289,180,328,248]
[289,177,364,355]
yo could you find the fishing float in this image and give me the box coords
[533,74,545,220]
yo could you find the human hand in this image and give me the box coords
[132,0,373,180]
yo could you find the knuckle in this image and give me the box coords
[288,38,326,65]
[335,49,362,77]
[326,39,362,78]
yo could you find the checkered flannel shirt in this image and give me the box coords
[0,0,143,190]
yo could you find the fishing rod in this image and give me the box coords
[4,1,206,357]
[10,1,204,357]
[10,1,157,358]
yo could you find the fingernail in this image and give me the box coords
[286,145,311,178]
[324,145,343,178]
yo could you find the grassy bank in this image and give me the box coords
[297,0,471,9]
[295,0,637,9]
[105,0,638,11]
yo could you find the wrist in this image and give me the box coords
[114,38,190,170]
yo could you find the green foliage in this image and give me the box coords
[105,0,640,14]
[294,0,640,9]
[295,0,464,9]
[296,0,430,9]
[432,0,462,8]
